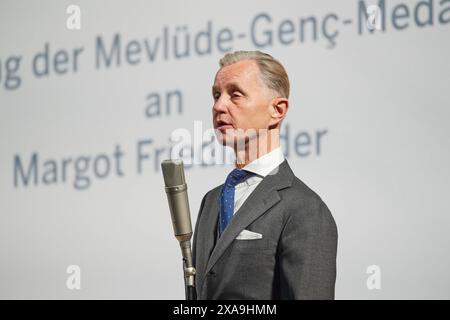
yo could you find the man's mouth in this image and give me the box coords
[216,120,233,130]
[217,124,234,130]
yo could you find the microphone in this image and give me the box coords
[161,159,196,300]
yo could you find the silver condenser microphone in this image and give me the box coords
[161,159,196,300]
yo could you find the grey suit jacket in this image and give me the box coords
[192,160,338,300]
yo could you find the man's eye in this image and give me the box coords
[213,93,220,100]
[232,92,242,98]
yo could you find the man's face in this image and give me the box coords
[212,59,275,146]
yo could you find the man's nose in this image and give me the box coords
[213,96,229,114]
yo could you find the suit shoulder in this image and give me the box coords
[202,184,223,200]
[284,175,326,206]
[281,176,337,235]
[280,175,334,220]
[195,184,220,220]
[197,184,223,211]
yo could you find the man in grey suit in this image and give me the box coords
[192,51,338,300]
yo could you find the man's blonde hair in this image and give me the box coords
[219,50,290,99]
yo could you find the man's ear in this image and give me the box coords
[268,97,289,129]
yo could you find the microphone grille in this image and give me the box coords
[161,159,186,187]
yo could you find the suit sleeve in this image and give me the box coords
[278,199,338,299]
[192,191,208,277]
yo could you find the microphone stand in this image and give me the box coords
[180,239,197,300]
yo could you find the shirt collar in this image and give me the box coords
[241,147,285,178]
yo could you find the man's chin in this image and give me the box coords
[214,128,249,147]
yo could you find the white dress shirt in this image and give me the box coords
[232,147,285,216]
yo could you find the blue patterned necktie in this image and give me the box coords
[218,169,254,237]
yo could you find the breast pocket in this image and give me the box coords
[232,237,273,254]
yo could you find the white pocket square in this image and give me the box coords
[235,229,263,240]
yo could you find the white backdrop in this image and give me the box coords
[1,0,449,299]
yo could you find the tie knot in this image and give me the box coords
[225,169,253,188]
